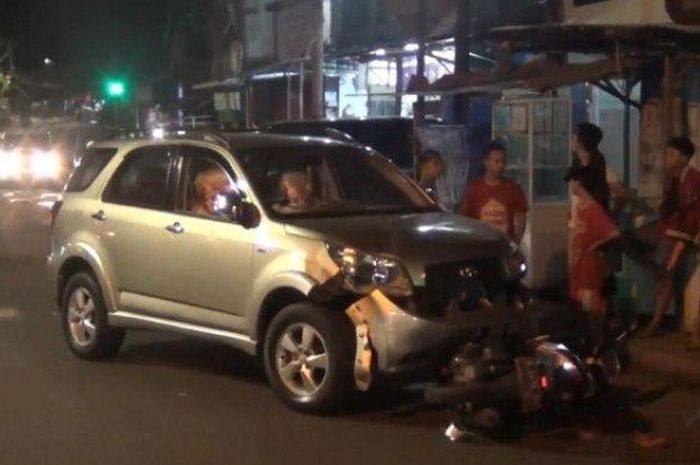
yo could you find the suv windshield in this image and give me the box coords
[237,145,436,218]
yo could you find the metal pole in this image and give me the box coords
[623,78,631,185]
[299,61,305,119]
[286,71,292,120]
[395,56,403,116]
[415,0,426,124]
[454,0,470,125]
[365,62,371,116]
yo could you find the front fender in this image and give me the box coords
[245,269,318,336]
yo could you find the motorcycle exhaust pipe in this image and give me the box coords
[425,372,520,406]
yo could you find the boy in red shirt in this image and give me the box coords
[567,167,621,314]
[459,142,529,245]
[643,136,700,337]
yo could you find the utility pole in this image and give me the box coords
[308,0,325,119]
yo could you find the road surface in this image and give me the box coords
[0,195,698,465]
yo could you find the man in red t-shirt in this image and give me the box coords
[644,136,700,337]
[459,142,529,244]
[566,167,621,314]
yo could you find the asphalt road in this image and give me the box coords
[1,195,699,465]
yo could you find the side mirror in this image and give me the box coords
[231,201,261,229]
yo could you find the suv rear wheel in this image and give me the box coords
[61,272,125,360]
[264,303,356,413]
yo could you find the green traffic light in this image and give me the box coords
[106,80,126,98]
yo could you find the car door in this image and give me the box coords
[98,145,180,313]
[155,144,255,327]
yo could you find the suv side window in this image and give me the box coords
[103,146,174,210]
[177,146,241,219]
[65,148,118,193]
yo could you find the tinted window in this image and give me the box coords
[103,146,173,210]
[238,145,435,218]
[65,148,118,193]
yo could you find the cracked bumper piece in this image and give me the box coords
[348,291,524,382]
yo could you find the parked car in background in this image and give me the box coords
[264,117,440,176]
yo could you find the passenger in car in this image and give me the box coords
[191,168,232,216]
[274,171,318,213]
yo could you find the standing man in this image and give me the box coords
[643,136,700,337]
[459,142,529,245]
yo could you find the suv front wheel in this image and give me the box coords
[61,272,125,360]
[264,303,356,413]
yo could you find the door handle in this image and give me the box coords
[91,210,106,222]
[165,222,185,234]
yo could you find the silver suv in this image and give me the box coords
[49,132,524,412]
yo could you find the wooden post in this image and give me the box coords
[661,55,675,142]
[623,78,631,185]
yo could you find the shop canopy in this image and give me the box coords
[406,56,642,97]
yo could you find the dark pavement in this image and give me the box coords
[1,195,699,465]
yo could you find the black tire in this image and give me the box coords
[263,303,356,413]
[61,272,125,360]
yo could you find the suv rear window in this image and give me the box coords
[65,148,118,193]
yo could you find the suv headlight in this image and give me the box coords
[326,243,414,297]
[505,243,528,280]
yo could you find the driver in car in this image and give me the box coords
[191,167,232,217]
[274,171,318,213]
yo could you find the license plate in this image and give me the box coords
[515,356,542,413]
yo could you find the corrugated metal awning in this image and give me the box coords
[481,23,700,53]
[407,56,643,96]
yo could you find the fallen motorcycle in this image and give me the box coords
[424,298,630,441]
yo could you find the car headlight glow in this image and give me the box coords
[30,151,62,179]
[326,243,413,297]
[0,151,22,180]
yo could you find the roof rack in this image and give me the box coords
[114,128,231,150]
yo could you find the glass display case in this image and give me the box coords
[493,97,571,204]
[492,97,572,287]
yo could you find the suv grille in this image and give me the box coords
[421,259,506,315]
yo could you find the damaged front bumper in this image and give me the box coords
[305,245,526,390]
[350,292,526,382]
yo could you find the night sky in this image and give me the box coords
[0,0,211,93]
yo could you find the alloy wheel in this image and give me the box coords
[67,287,97,347]
[275,323,330,397]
